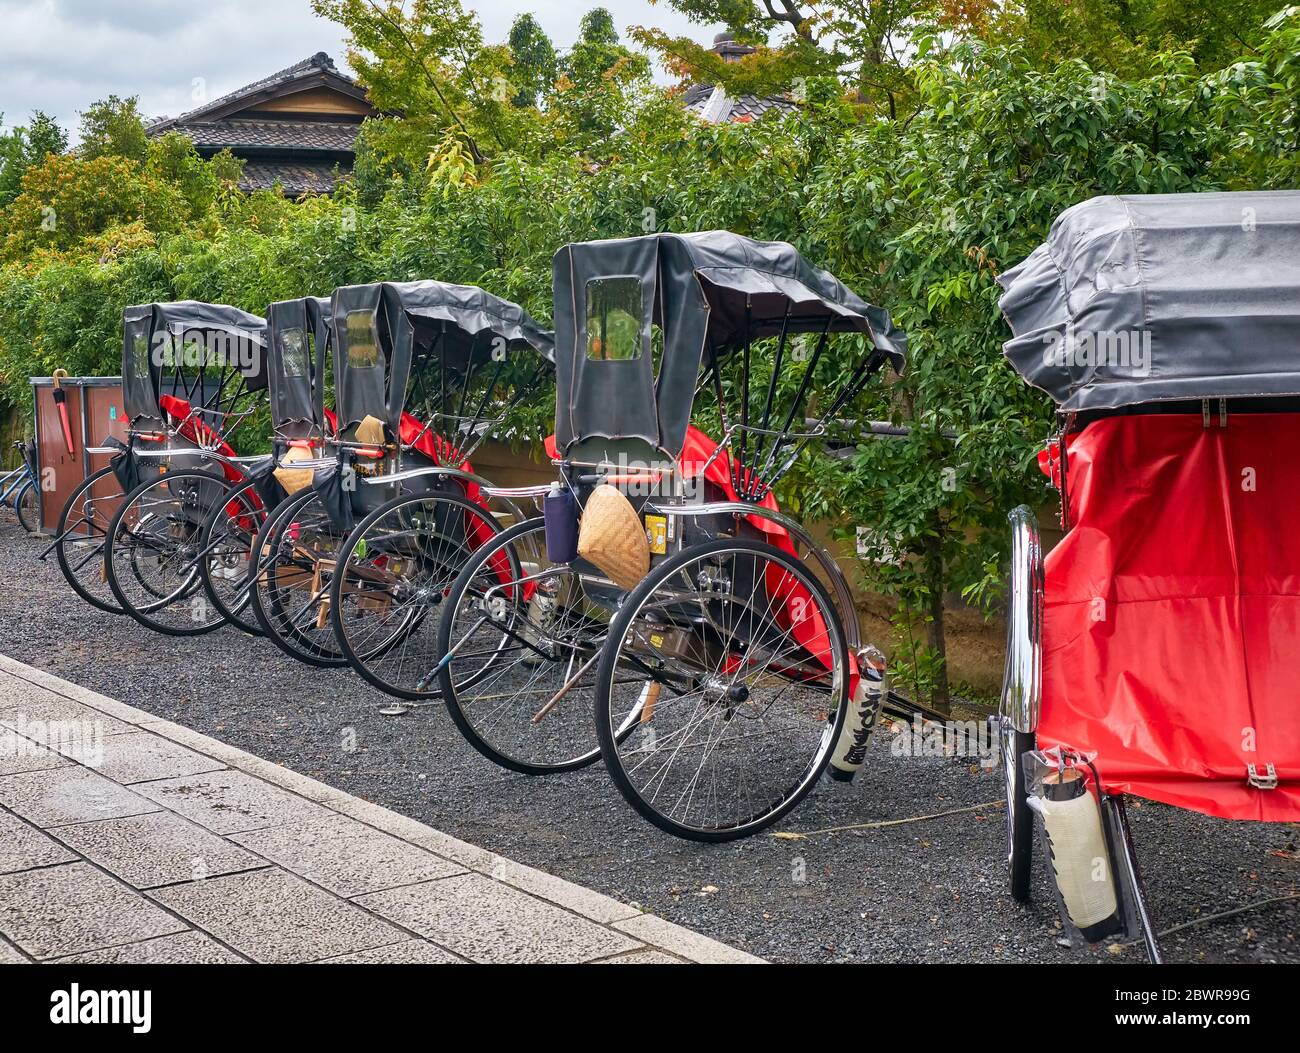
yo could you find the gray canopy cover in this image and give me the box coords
[266,296,332,432]
[552,231,906,458]
[331,280,554,435]
[998,191,1300,412]
[121,301,268,424]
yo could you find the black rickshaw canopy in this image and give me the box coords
[266,296,332,435]
[122,301,268,426]
[330,280,555,437]
[551,230,907,460]
[998,190,1300,413]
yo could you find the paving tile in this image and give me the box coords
[150,868,407,963]
[613,913,765,964]
[53,730,226,784]
[354,874,642,964]
[0,691,135,739]
[50,931,247,964]
[0,938,29,963]
[474,855,642,924]
[0,863,187,960]
[132,769,334,835]
[0,732,68,777]
[315,939,465,964]
[597,948,685,964]
[230,815,462,898]
[0,766,159,828]
[0,809,77,874]
[55,811,265,889]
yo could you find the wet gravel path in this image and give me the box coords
[2,517,1297,963]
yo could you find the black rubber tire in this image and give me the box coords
[53,467,125,614]
[104,469,236,636]
[594,536,849,842]
[437,517,603,775]
[330,490,508,699]
[198,476,268,637]
[15,481,38,533]
[1005,724,1036,902]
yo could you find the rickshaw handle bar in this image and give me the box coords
[1000,505,1043,734]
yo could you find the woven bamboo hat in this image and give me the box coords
[273,444,316,495]
[577,484,649,591]
[354,414,386,446]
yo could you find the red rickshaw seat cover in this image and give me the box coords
[1041,414,1300,821]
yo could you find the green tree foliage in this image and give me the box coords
[508,13,558,107]
[0,112,68,209]
[78,95,149,161]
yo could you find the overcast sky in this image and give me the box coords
[0,0,721,136]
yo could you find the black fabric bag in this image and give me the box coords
[311,463,355,533]
[104,436,143,493]
[245,455,288,512]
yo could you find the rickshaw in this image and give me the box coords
[197,296,337,635]
[997,190,1300,961]
[249,280,552,675]
[436,231,905,841]
[98,302,270,635]
[46,302,266,624]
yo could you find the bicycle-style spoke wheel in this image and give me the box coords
[105,470,235,636]
[199,477,268,636]
[331,491,507,699]
[53,467,127,614]
[595,537,848,841]
[438,518,611,774]
[252,488,347,666]
[15,481,39,533]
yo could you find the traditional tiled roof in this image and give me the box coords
[240,159,349,195]
[682,82,797,124]
[148,53,366,132]
[158,119,361,153]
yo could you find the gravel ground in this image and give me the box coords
[2,517,1297,963]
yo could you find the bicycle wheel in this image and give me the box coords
[437,517,615,775]
[52,467,126,614]
[250,487,348,666]
[330,489,509,699]
[595,537,848,842]
[15,480,39,533]
[199,476,269,636]
[104,469,236,636]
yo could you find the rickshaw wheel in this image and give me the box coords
[249,486,349,667]
[104,470,236,636]
[243,488,335,660]
[15,481,38,533]
[595,537,849,842]
[1003,723,1036,901]
[330,491,508,700]
[53,467,126,615]
[437,518,609,774]
[198,477,267,637]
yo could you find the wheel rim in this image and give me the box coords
[603,543,846,837]
[107,473,232,633]
[201,481,265,635]
[55,469,126,613]
[334,495,505,697]
[440,521,608,770]
[260,492,346,659]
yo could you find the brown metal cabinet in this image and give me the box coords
[29,377,126,533]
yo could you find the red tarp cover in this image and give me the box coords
[1040,413,1300,821]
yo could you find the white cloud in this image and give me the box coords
[0,0,719,136]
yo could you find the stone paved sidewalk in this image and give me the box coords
[0,655,762,965]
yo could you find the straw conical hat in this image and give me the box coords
[354,414,386,446]
[578,484,649,591]
[273,444,316,495]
